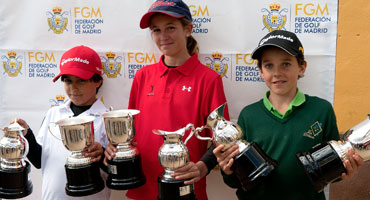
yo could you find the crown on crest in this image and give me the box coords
[212,52,223,59]
[269,3,281,11]
[7,51,16,58]
[56,95,65,101]
[52,6,62,14]
[106,52,116,58]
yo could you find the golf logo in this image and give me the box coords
[49,95,67,106]
[2,51,23,77]
[101,52,122,78]
[205,52,229,78]
[261,3,288,32]
[47,6,68,34]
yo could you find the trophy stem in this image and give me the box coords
[0,158,26,170]
[114,143,137,159]
[328,141,353,164]
[67,151,91,166]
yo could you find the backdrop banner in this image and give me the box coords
[0,0,338,198]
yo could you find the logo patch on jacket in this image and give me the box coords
[303,121,322,139]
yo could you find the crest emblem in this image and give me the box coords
[205,52,229,78]
[47,6,68,34]
[101,52,122,78]
[2,51,23,77]
[303,121,323,139]
[49,95,67,106]
[261,3,288,32]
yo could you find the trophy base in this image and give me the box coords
[65,162,105,196]
[296,142,346,192]
[157,177,197,200]
[0,161,33,199]
[232,142,276,191]
[106,156,145,190]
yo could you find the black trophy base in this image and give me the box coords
[296,142,346,192]
[157,177,197,200]
[0,161,33,199]
[106,156,145,190]
[65,162,105,197]
[231,142,277,191]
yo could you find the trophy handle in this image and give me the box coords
[184,123,195,145]
[152,129,166,136]
[193,126,212,141]
[48,122,62,141]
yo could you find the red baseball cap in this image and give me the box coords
[53,45,102,82]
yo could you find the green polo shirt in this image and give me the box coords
[263,89,305,119]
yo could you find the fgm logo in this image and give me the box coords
[49,95,67,106]
[101,52,122,78]
[261,3,288,32]
[2,51,23,77]
[47,6,68,34]
[205,52,229,78]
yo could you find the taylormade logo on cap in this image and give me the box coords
[149,1,176,11]
[259,35,294,46]
[61,57,90,66]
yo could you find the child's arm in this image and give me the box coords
[11,118,42,169]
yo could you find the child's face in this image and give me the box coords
[260,47,306,98]
[63,75,101,106]
[150,14,192,57]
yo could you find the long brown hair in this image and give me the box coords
[179,18,199,55]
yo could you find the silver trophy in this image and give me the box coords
[51,116,104,196]
[297,114,370,192]
[193,103,276,191]
[0,121,33,199]
[101,109,145,190]
[153,123,197,200]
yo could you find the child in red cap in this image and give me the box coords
[104,0,229,200]
[12,45,111,200]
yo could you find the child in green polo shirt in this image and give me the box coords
[213,30,363,200]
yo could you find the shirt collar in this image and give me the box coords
[159,54,199,77]
[263,89,305,119]
[59,99,108,117]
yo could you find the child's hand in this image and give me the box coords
[172,161,205,185]
[213,144,239,175]
[10,118,29,136]
[341,148,364,180]
[82,142,103,162]
[103,142,118,166]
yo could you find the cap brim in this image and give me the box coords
[52,67,95,82]
[251,44,298,60]
[140,11,185,29]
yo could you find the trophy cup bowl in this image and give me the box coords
[296,114,370,192]
[101,109,145,190]
[0,121,33,199]
[153,123,197,200]
[53,115,104,196]
[194,103,276,191]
